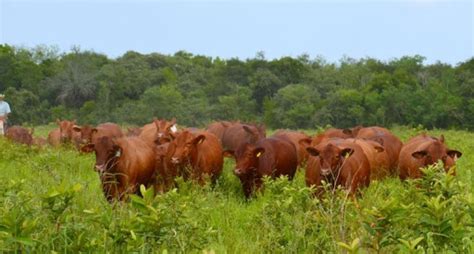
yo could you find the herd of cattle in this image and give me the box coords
[3,119,463,201]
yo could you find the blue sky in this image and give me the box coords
[1,0,472,64]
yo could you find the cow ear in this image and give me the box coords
[223,150,234,157]
[193,135,206,145]
[340,148,354,158]
[169,118,177,126]
[73,125,82,132]
[412,150,428,159]
[439,135,445,143]
[306,147,320,157]
[254,147,265,158]
[373,145,384,153]
[81,143,95,153]
[298,138,312,148]
[447,150,462,161]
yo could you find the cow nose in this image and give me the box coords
[321,168,331,176]
[171,157,180,164]
[234,168,243,175]
[95,164,105,172]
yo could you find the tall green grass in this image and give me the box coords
[0,127,473,252]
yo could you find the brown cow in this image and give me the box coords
[224,137,298,198]
[5,126,34,146]
[221,123,266,152]
[167,130,223,184]
[56,119,80,144]
[272,129,311,167]
[48,128,61,147]
[206,121,237,142]
[305,138,371,195]
[74,122,123,151]
[81,136,156,202]
[139,118,177,145]
[346,138,391,180]
[311,128,354,146]
[398,134,462,180]
[355,126,403,173]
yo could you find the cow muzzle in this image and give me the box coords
[234,168,243,176]
[320,168,331,176]
[171,157,180,164]
[95,164,106,173]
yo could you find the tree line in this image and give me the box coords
[1,44,473,130]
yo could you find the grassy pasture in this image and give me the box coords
[0,126,473,253]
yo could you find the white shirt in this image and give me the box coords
[0,101,11,117]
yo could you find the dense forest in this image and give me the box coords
[1,44,473,129]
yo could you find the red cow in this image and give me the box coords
[154,142,178,192]
[5,126,34,146]
[305,138,371,195]
[56,119,80,145]
[74,122,123,151]
[139,118,177,145]
[206,121,237,142]
[81,136,156,202]
[167,130,223,184]
[48,128,61,147]
[346,138,391,180]
[355,126,403,173]
[224,137,298,198]
[272,130,311,166]
[398,134,462,180]
[221,123,266,152]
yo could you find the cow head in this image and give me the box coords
[169,131,205,165]
[153,118,177,145]
[411,137,462,173]
[227,143,265,177]
[73,124,96,144]
[306,143,354,180]
[57,119,77,142]
[81,136,121,174]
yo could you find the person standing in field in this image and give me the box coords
[0,94,11,135]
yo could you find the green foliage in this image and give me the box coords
[1,44,474,129]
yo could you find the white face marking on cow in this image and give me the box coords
[170,124,178,133]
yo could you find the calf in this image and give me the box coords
[81,136,156,202]
[47,128,61,147]
[272,130,311,166]
[5,126,34,146]
[57,119,80,144]
[225,137,298,198]
[305,138,371,195]
[398,134,462,180]
[167,130,223,184]
[221,123,266,152]
[355,126,403,173]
